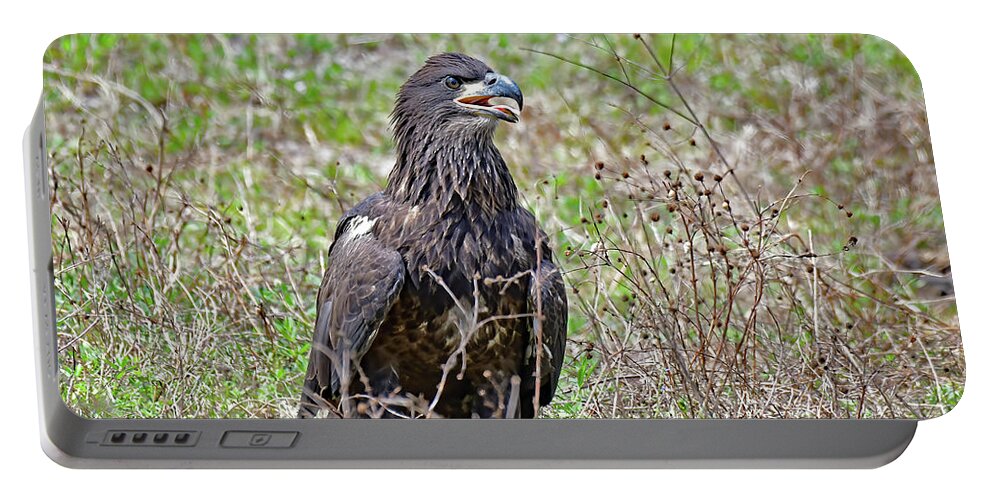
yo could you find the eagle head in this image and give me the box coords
[392,53,524,138]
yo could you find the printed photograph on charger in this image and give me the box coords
[43,34,963,419]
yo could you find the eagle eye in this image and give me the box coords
[443,76,462,90]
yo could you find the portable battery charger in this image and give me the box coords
[25,34,963,467]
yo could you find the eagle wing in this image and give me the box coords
[298,213,405,418]
[521,255,568,418]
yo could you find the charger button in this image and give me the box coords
[220,431,298,448]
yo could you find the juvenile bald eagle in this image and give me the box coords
[298,53,567,418]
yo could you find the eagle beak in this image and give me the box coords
[455,72,524,123]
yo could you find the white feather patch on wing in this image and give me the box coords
[341,216,376,244]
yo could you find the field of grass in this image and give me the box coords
[44,34,963,419]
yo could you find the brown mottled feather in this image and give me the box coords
[298,210,405,417]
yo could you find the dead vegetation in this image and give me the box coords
[539,35,961,418]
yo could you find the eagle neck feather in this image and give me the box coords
[386,121,519,215]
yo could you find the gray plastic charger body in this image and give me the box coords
[25,100,917,468]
